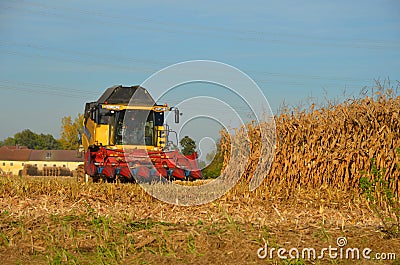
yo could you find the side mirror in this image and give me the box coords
[174,108,180,123]
[78,131,82,145]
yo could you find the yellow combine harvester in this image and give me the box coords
[82,85,202,182]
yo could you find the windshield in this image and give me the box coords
[115,110,155,146]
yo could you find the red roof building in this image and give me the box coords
[0,146,84,176]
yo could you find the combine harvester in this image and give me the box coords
[81,85,203,183]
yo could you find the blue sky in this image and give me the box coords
[0,0,399,141]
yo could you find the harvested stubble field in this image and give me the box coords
[0,177,399,265]
[1,93,400,265]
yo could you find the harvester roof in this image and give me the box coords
[97,85,155,106]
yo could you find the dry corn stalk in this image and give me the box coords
[220,95,400,197]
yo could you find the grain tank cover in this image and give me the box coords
[97,85,155,106]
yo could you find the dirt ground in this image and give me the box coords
[0,176,399,265]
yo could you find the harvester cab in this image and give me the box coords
[82,85,202,182]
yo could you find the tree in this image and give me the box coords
[0,137,16,147]
[13,129,37,149]
[35,133,61,150]
[59,113,84,150]
[180,136,196,156]
[201,139,224,179]
[0,129,60,149]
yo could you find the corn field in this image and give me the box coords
[220,93,400,196]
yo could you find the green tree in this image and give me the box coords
[201,140,224,179]
[13,129,37,148]
[59,113,83,150]
[36,133,61,149]
[0,137,16,147]
[180,136,196,156]
[0,129,60,149]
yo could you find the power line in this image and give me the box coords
[4,1,399,50]
[0,41,376,86]
[0,81,96,99]
[0,41,171,67]
[0,80,97,96]
[0,46,158,74]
